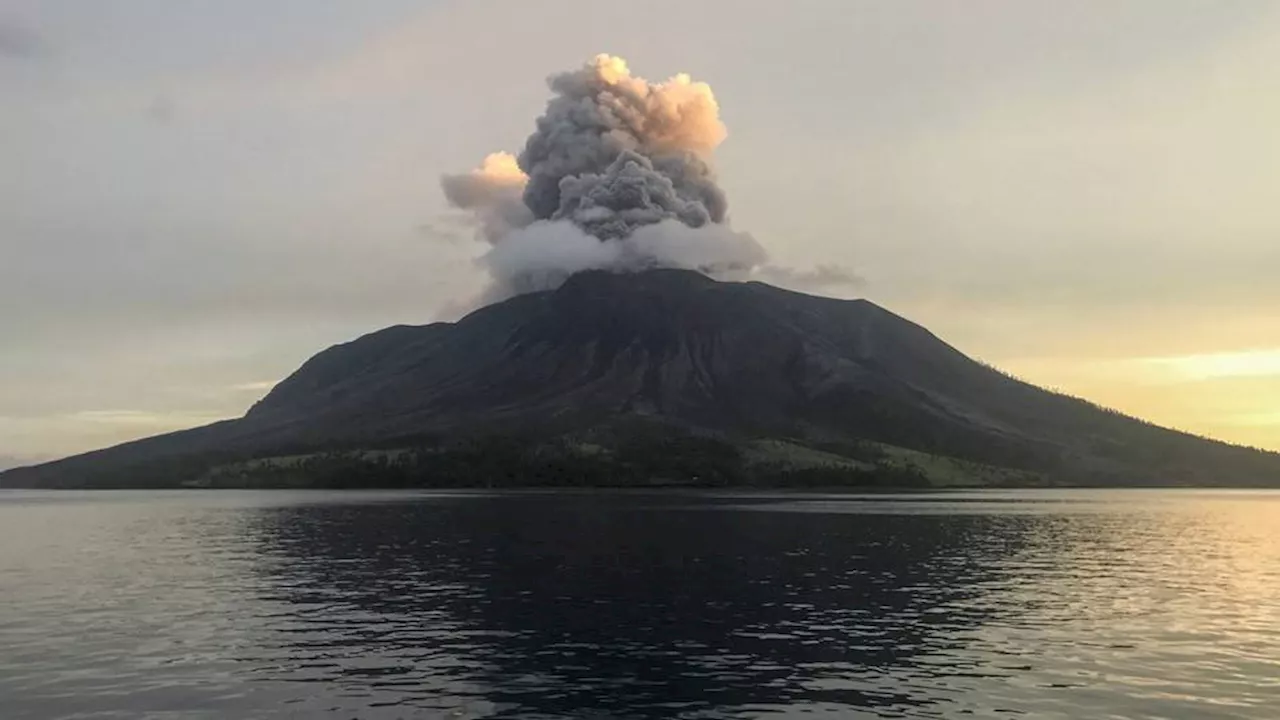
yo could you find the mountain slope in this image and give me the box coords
[4,269,1278,488]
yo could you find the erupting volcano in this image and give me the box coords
[3,56,1277,489]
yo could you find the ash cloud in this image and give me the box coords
[440,54,843,304]
[519,54,727,225]
[440,152,533,245]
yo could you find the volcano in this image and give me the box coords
[4,269,1278,488]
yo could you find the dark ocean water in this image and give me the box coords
[0,489,1277,719]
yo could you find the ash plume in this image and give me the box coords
[519,54,727,225]
[440,153,533,245]
[440,54,849,304]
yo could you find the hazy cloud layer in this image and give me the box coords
[755,264,865,293]
[0,20,44,59]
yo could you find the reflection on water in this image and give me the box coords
[1,490,1278,719]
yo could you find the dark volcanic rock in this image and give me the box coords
[5,269,1279,487]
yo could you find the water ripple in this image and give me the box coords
[1,489,1277,718]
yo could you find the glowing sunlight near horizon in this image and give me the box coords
[1140,349,1280,381]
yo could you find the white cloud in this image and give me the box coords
[229,381,277,392]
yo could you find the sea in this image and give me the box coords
[1,489,1277,719]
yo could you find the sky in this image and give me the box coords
[2,0,1278,463]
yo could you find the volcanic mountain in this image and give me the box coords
[4,269,1278,488]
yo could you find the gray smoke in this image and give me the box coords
[519,54,728,225]
[440,54,853,304]
[554,150,714,239]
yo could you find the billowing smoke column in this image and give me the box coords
[442,54,857,302]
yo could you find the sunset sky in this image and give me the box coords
[2,0,1277,462]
